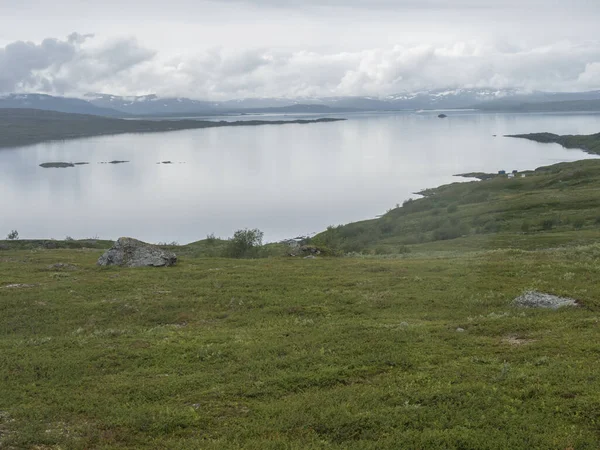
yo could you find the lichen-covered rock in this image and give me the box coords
[97,237,177,267]
[513,291,578,309]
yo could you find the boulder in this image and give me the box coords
[97,237,177,267]
[513,291,578,309]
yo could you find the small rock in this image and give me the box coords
[304,255,317,260]
[513,291,578,309]
[47,263,78,271]
[456,327,465,332]
[3,283,37,289]
[299,245,321,256]
[97,237,177,267]
[438,114,448,118]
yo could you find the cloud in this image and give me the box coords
[0,34,155,94]
[1,34,600,99]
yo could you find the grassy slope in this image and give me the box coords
[0,109,344,149]
[315,159,600,254]
[508,132,600,155]
[2,159,600,448]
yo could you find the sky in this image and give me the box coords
[0,0,599,99]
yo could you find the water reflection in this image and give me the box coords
[1,112,599,243]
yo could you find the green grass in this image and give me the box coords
[3,158,600,448]
[314,159,600,255]
[508,132,600,155]
[2,242,600,448]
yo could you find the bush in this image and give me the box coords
[6,230,19,240]
[573,218,585,230]
[433,222,469,241]
[225,228,264,258]
[540,219,555,231]
[206,233,217,245]
[446,204,458,214]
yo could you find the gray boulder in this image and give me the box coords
[513,291,578,309]
[97,237,177,267]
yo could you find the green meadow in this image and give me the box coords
[2,157,600,449]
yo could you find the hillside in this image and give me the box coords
[507,132,600,155]
[313,159,600,255]
[475,99,600,113]
[0,93,125,117]
[2,89,597,117]
[0,109,344,149]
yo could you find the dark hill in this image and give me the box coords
[0,108,345,149]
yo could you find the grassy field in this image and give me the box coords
[3,157,600,448]
[1,240,600,448]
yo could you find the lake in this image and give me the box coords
[1,111,599,243]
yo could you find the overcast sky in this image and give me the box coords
[1,0,599,99]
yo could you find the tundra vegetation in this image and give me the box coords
[2,158,600,448]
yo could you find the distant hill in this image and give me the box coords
[0,93,125,117]
[0,108,344,149]
[84,93,221,116]
[475,99,600,113]
[4,89,600,117]
[473,91,600,111]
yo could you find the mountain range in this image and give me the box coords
[2,88,600,117]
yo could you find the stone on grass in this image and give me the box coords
[513,291,578,309]
[3,283,38,289]
[47,263,78,271]
[97,237,177,268]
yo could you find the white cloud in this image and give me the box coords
[1,34,600,99]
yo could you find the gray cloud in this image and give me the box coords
[0,34,154,94]
[1,34,599,99]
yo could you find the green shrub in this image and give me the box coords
[540,219,555,231]
[446,204,458,214]
[572,218,585,230]
[224,228,264,258]
[6,230,19,240]
[521,221,531,233]
[433,222,469,241]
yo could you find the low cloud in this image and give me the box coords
[1,34,600,99]
[0,34,155,94]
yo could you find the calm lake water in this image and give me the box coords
[1,111,599,243]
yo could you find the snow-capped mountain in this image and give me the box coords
[4,89,600,117]
[84,93,221,115]
[0,93,124,116]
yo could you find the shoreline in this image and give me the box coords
[0,108,346,150]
